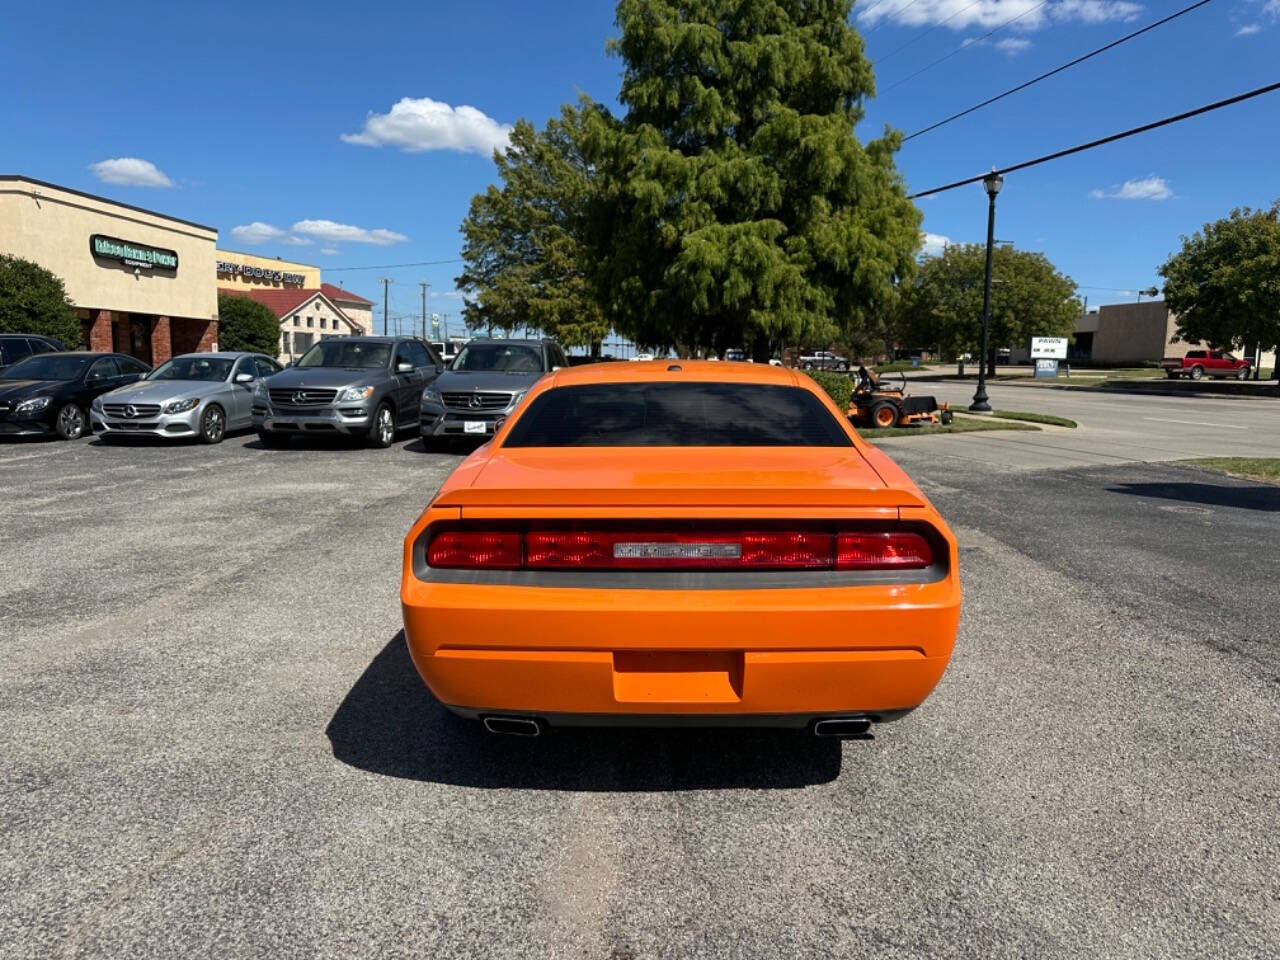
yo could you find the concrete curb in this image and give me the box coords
[918,376,1279,401]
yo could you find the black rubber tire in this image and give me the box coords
[54,403,87,440]
[367,403,395,448]
[870,400,899,429]
[1189,365,1204,381]
[1237,366,1250,381]
[199,404,226,444]
[1165,370,1178,379]
[940,409,954,425]
[258,430,291,448]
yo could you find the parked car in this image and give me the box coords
[401,360,960,736]
[0,334,64,375]
[1161,349,1251,381]
[419,337,566,444]
[91,352,282,444]
[0,351,149,440]
[430,341,458,366]
[254,336,443,448]
[799,350,849,372]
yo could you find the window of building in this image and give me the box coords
[282,332,291,353]
[292,315,300,327]
[320,317,327,329]
[295,332,314,352]
[306,317,314,328]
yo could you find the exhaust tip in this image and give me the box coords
[482,715,542,737]
[813,717,873,737]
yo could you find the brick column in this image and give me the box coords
[87,310,114,352]
[150,316,172,365]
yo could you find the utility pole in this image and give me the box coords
[379,278,393,336]
[419,282,429,340]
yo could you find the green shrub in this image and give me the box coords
[217,293,281,354]
[809,370,852,409]
[0,254,82,346]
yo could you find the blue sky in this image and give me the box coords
[4,0,1278,328]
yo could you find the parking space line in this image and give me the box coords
[1142,417,1248,430]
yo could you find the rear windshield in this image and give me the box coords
[502,382,852,447]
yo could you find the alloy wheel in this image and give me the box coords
[379,408,394,445]
[58,404,84,440]
[203,407,225,443]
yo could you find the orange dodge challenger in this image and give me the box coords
[401,361,960,737]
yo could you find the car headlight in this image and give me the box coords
[253,380,268,397]
[421,386,441,404]
[337,385,375,402]
[91,395,104,410]
[163,398,200,414]
[509,391,528,408]
[14,396,51,414]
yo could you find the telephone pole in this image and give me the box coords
[380,278,392,336]
[419,282,429,340]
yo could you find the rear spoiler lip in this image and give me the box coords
[434,488,925,509]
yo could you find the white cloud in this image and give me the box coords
[430,290,464,300]
[320,247,340,256]
[291,219,408,246]
[89,157,173,188]
[1235,23,1261,34]
[230,222,288,245]
[1089,176,1173,200]
[859,0,1141,31]
[341,96,513,156]
[921,232,951,256]
[996,37,1032,53]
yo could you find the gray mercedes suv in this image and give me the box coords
[419,338,567,444]
[254,336,443,448]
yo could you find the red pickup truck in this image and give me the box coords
[1161,349,1251,381]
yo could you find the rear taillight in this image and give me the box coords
[426,530,522,569]
[835,532,932,570]
[427,526,936,572]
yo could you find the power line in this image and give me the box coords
[908,80,1280,199]
[873,0,984,66]
[903,0,1216,142]
[862,0,927,38]
[326,258,463,273]
[880,0,1051,96]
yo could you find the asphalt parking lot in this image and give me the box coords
[3,428,1278,959]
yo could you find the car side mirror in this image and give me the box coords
[234,372,255,384]
[397,361,414,373]
[551,365,564,371]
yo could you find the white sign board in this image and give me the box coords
[1030,336,1068,359]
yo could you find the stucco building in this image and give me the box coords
[0,175,218,364]
[1074,300,1275,370]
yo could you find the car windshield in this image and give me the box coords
[296,340,390,369]
[147,357,234,382]
[452,343,542,373]
[2,354,90,381]
[502,382,853,447]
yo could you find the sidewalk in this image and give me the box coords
[907,372,1278,400]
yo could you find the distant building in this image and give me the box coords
[1073,300,1275,370]
[218,287,366,364]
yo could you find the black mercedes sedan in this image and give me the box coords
[0,352,150,440]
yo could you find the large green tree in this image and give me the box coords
[588,0,922,360]
[895,244,1080,374]
[1160,202,1280,374]
[456,105,613,351]
[217,293,281,355]
[0,254,82,346]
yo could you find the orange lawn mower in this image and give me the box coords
[846,366,954,430]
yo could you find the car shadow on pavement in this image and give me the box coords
[1108,481,1280,512]
[325,632,845,790]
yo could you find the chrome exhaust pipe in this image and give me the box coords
[813,717,872,737]
[482,716,542,737]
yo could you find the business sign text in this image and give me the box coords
[217,261,306,285]
[1030,336,1068,359]
[91,235,178,272]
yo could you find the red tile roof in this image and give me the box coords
[321,283,373,305]
[219,287,320,319]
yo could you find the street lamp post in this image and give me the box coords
[970,170,1003,413]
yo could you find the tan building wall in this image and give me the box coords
[278,294,361,363]
[1080,300,1276,370]
[215,249,320,290]
[0,176,217,321]
[333,300,372,335]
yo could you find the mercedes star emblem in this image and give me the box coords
[468,395,483,409]
[124,404,137,418]
[293,391,307,404]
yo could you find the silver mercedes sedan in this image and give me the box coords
[90,352,283,443]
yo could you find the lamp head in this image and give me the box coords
[983,169,1004,198]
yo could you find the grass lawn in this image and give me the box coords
[992,410,1078,428]
[861,414,1040,439]
[1180,458,1280,485]
[873,361,931,374]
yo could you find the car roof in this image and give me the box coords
[169,351,261,360]
[544,359,802,388]
[467,338,552,346]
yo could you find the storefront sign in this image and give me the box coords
[216,260,306,285]
[91,235,178,272]
[1034,358,1060,379]
[1030,336,1068,359]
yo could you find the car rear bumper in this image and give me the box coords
[401,527,960,721]
[254,406,371,435]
